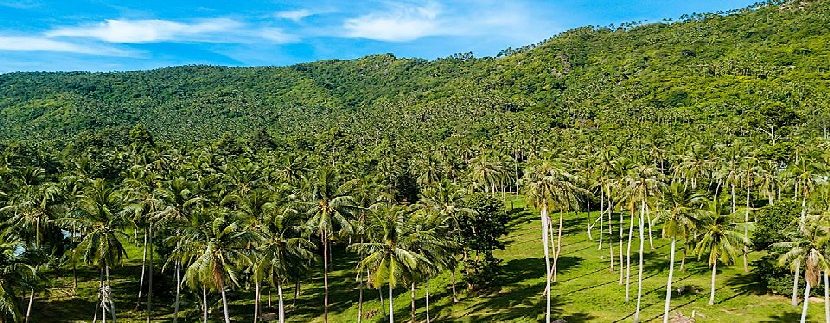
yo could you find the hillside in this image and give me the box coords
[0,1,828,146]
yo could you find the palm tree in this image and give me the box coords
[522,159,584,323]
[695,196,748,305]
[178,210,254,323]
[349,203,429,323]
[155,176,201,322]
[659,182,703,323]
[0,237,38,323]
[69,179,127,323]
[622,164,663,322]
[121,165,163,322]
[418,179,471,303]
[777,213,830,323]
[302,168,355,323]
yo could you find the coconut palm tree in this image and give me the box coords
[776,213,830,323]
[0,236,40,323]
[522,158,584,323]
[349,203,429,323]
[69,179,127,322]
[178,209,254,323]
[695,196,748,305]
[254,200,315,323]
[622,164,664,322]
[302,168,355,323]
[659,182,703,323]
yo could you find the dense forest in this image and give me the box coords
[1,0,830,322]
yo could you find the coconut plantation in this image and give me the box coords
[2,0,830,322]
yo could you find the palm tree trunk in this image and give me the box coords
[744,188,750,272]
[541,205,551,323]
[451,270,458,303]
[95,268,102,323]
[388,284,394,323]
[322,235,329,323]
[626,210,634,303]
[663,239,676,323]
[174,261,181,323]
[619,208,624,284]
[358,271,364,323]
[608,199,614,271]
[801,280,812,323]
[293,279,300,308]
[635,200,645,322]
[278,282,285,323]
[825,271,829,323]
[794,262,801,306]
[554,211,564,282]
[202,285,208,323]
[146,225,153,323]
[410,282,416,322]
[254,280,260,323]
[25,288,34,323]
[599,189,605,250]
[709,261,717,305]
[646,211,654,250]
[425,280,431,323]
[138,228,147,304]
[106,265,115,323]
[221,287,231,323]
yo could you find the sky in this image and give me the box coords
[0,0,759,73]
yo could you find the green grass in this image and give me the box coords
[32,196,823,322]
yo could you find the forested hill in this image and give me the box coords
[0,0,829,147]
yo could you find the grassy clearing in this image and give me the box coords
[33,196,819,322]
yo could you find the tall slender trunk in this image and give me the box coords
[554,211,564,282]
[278,282,285,323]
[608,195,614,271]
[824,271,829,323]
[709,261,718,305]
[202,286,208,323]
[794,262,801,306]
[663,239,677,323]
[599,188,605,250]
[106,265,115,323]
[25,289,34,323]
[254,281,260,323]
[357,270,364,323]
[541,205,551,323]
[410,282,416,322]
[625,210,634,302]
[293,280,300,308]
[174,261,181,323]
[619,207,624,284]
[744,188,750,272]
[634,200,645,322]
[801,280,812,323]
[646,210,654,250]
[451,270,458,303]
[138,229,147,304]
[221,286,231,323]
[425,280,431,323]
[322,234,329,323]
[388,284,394,323]
[95,268,102,323]
[146,225,153,323]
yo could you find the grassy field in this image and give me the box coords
[32,196,822,322]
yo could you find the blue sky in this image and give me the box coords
[0,0,758,72]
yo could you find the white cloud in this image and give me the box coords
[343,2,442,42]
[275,9,313,22]
[46,18,242,43]
[0,35,132,56]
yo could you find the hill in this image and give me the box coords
[0,0,828,147]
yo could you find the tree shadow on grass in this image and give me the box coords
[761,311,804,322]
[725,271,766,296]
